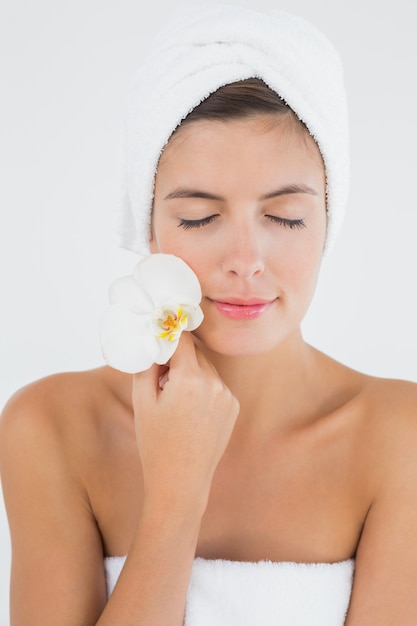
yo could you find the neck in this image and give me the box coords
[196,330,320,437]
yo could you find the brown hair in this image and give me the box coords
[179,77,307,130]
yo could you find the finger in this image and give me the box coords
[132,362,162,405]
[168,331,200,372]
[158,365,170,390]
[171,333,221,384]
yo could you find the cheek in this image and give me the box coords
[286,248,323,306]
[275,229,324,297]
[174,249,212,294]
[149,222,211,286]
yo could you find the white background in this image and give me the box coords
[1,0,416,623]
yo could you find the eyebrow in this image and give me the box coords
[262,184,318,199]
[164,183,318,201]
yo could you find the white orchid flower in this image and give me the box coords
[99,254,204,373]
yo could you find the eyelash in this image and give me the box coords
[266,215,306,230]
[178,215,306,230]
[178,215,219,230]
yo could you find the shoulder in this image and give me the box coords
[1,365,132,420]
[359,375,417,440]
[314,349,417,436]
[0,367,133,471]
[1,368,106,433]
[321,348,417,440]
[350,375,417,491]
[318,349,417,486]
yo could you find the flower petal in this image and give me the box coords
[133,254,202,306]
[99,305,159,373]
[182,304,204,331]
[100,253,204,373]
[109,276,153,314]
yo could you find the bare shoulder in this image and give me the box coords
[316,349,417,481]
[320,347,417,439]
[333,369,417,503]
[0,366,133,469]
[360,376,417,484]
[359,375,417,445]
[1,366,130,413]
[363,373,417,405]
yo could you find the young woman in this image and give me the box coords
[1,6,417,625]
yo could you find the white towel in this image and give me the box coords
[115,4,349,256]
[104,556,354,625]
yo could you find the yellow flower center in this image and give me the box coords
[155,307,188,341]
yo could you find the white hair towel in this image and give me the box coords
[115,4,349,255]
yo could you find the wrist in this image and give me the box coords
[142,486,208,528]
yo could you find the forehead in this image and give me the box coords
[156,115,324,186]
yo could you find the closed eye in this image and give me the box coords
[178,215,219,230]
[266,215,306,230]
[178,214,306,230]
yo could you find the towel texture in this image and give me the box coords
[104,556,354,625]
[115,4,349,255]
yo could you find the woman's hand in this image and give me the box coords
[132,332,240,513]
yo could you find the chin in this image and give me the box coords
[193,326,279,358]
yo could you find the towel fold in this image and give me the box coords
[115,4,349,255]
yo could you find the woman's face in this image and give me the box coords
[151,115,327,356]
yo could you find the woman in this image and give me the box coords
[1,5,417,625]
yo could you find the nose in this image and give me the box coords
[221,225,265,279]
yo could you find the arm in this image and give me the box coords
[0,334,239,625]
[345,393,417,625]
[0,384,107,625]
[100,333,239,625]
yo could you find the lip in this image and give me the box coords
[208,297,276,320]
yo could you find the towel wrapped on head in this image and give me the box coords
[115,4,349,255]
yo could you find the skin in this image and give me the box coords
[1,114,417,625]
